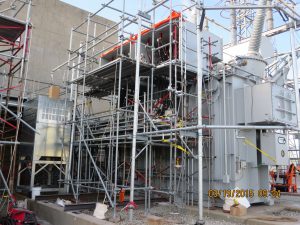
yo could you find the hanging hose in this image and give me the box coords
[247,0,267,55]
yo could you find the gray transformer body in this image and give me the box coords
[236,83,296,126]
[201,71,293,204]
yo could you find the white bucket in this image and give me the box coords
[31,187,42,200]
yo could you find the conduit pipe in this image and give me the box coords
[223,66,229,183]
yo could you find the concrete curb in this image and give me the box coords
[28,200,114,225]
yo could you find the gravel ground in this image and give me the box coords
[103,203,243,225]
[272,209,300,217]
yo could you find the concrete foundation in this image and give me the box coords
[28,200,114,225]
[27,198,300,225]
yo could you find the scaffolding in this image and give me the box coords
[51,0,300,223]
[0,0,33,190]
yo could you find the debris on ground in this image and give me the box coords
[103,204,244,225]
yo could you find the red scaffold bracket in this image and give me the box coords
[0,84,22,92]
[0,117,16,129]
[124,201,138,211]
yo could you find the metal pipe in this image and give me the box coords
[103,4,136,18]
[230,0,237,45]
[196,1,204,224]
[200,5,299,21]
[71,21,121,57]
[168,0,173,91]
[72,0,114,31]
[128,4,142,221]
[90,0,114,18]
[76,125,114,206]
[52,21,121,72]
[0,102,38,134]
[66,26,74,99]
[266,0,274,30]
[142,125,295,136]
[8,0,33,191]
[0,141,20,145]
[148,7,155,211]
[146,0,169,13]
[56,0,171,72]
[290,20,300,128]
[203,5,271,9]
[135,143,149,160]
[144,93,148,213]
[223,66,229,183]
[76,124,296,143]
[68,63,78,194]
[0,169,11,196]
[113,0,125,218]
[0,52,23,60]
[76,14,91,202]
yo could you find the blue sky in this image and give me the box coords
[61,0,299,53]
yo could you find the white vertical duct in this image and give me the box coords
[248,0,267,56]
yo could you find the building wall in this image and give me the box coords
[27,0,116,89]
[0,0,116,111]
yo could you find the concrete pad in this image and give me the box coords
[28,200,114,225]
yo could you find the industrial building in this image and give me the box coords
[0,0,300,225]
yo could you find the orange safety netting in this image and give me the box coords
[100,11,181,58]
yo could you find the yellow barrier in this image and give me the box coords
[243,138,277,163]
[162,139,189,155]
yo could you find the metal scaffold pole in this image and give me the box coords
[8,0,32,190]
[113,0,126,218]
[290,20,300,128]
[196,1,204,224]
[230,0,237,45]
[48,0,300,222]
[129,2,142,221]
